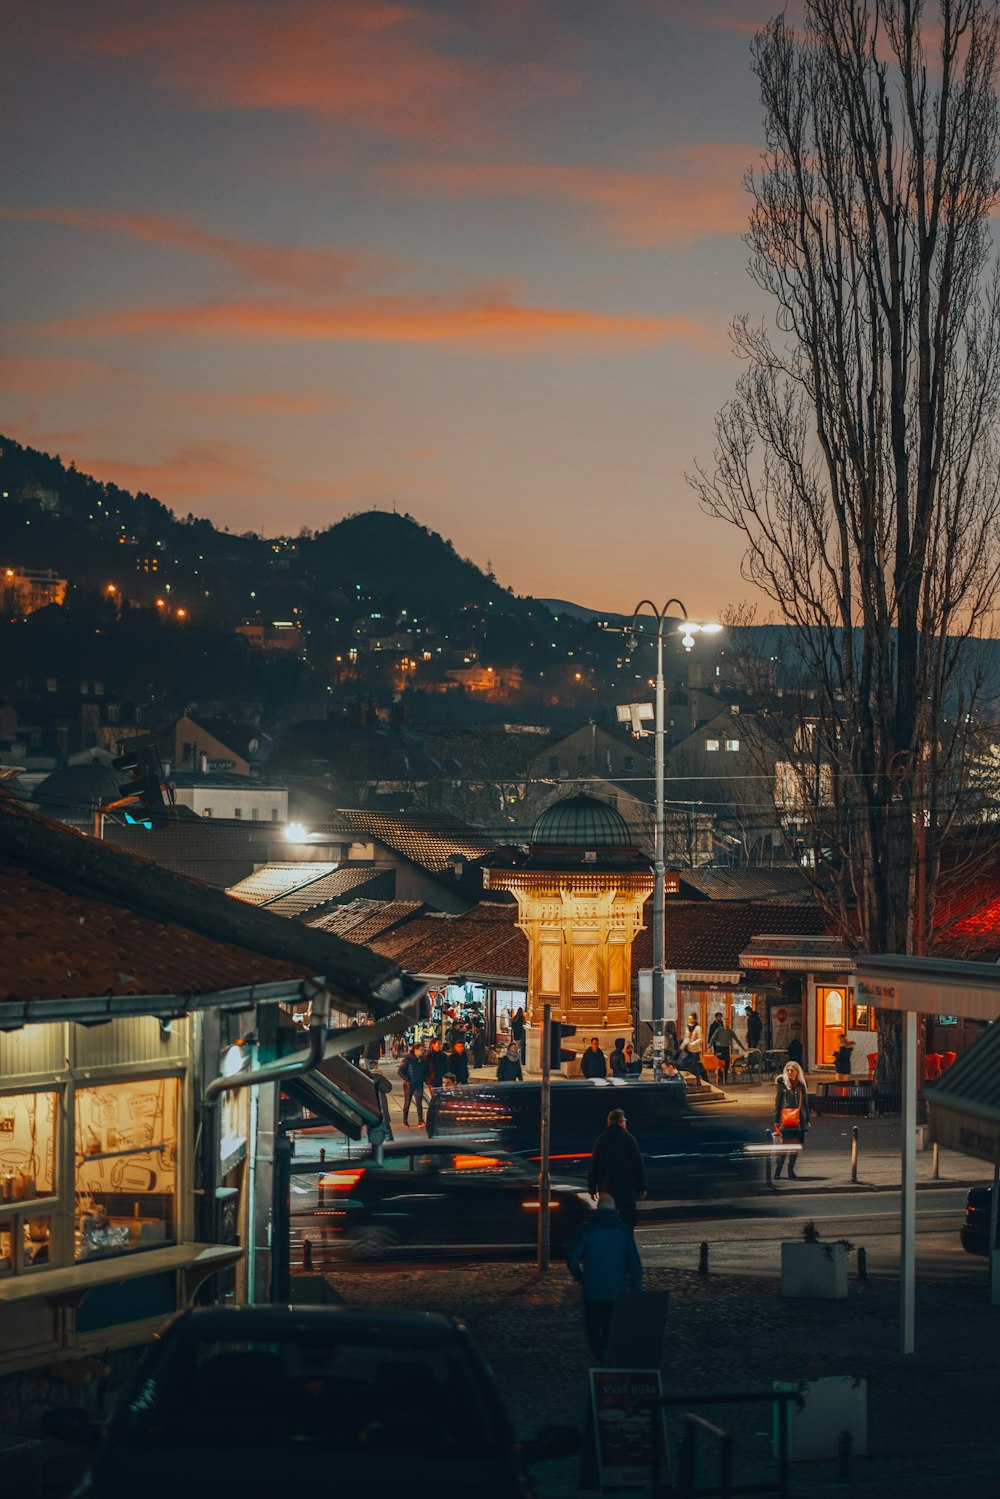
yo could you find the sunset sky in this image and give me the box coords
[3,0,788,617]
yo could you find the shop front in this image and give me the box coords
[739,935,863,1074]
[0,1017,239,1375]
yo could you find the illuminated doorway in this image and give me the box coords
[816,985,846,1065]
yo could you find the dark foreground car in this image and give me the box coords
[48,1305,579,1499]
[427,1078,763,1199]
[960,1185,993,1255]
[307,1141,594,1257]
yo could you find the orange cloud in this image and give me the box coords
[171,390,334,416]
[87,0,579,146]
[76,441,268,503]
[381,144,755,247]
[0,206,375,293]
[45,293,716,351]
[0,353,121,393]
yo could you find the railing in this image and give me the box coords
[641,1388,804,1498]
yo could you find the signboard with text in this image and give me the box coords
[589,1367,669,1491]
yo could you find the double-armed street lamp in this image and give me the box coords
[619,599,721,1079]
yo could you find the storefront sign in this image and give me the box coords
[589,1368,668,1491]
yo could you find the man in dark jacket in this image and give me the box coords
[609,1037,628,1078]
[746,1006,763,1050]
[581,1037,608,1079]
[567,1192,643,1361]
[587,1108,647,1227]
[398,1043,427,1126]
[425,1038,447,1093]
[450,1040,470,1085]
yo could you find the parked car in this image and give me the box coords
[426,1078,763,1199]
[960,1185,993,1255]
[306,1141,595,1257]
[46,1305,580,1498]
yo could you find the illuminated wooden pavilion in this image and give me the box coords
[485,794,653,1071]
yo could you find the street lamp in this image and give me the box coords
[622,599,721,1079]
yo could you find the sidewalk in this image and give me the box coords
[371,1061,987,1195]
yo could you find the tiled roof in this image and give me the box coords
[103,819,279,887]
[228,863,341,905]
[265,866,392,917]
[673,868,813,902]
[367,904,529,982]
[0,865,308,1002]
[326,809,497,874]
[0,800,406,1012]
[632,900,829,976]
[307,899,426,942]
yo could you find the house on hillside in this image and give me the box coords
[173,715,271,778]
[167,769,289,823]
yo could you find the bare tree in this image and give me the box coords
[689,0,1000,1088]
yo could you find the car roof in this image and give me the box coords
[168,1305,465,1338]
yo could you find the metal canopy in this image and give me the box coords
[855,953,1000,1022]
[926,1021,1000,1164]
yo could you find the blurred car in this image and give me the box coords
[426,1078,763,1199]
[307,1141,595,1257]
[47,1305,579,1499]
[960,1185,992,1255]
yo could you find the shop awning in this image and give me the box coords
[926,1021,1000,1164]
[855,953,1000,1021]
[739,934,854,973]
[286,1056,384,1140]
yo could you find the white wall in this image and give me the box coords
[171,786,288,821]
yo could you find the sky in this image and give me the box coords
[2,0,789,618]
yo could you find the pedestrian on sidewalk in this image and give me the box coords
[581,1037,608,1079]
[566,1191,643,1362]
[834,1032,855,1080]
[398,1042,427,1127]
[712,1021,746,1083]
[425,1037,447,1094]
[773,1060,809,1179]
[588,1108,647,1228]
[746,1005,763,1050]
[512,1006,526,1062]
[450,1040,470,1085]
[609,1037,628,1078]
[678,1013,707,1081]
[497,1043,523,1081]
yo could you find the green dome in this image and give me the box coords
[530,794,632,849]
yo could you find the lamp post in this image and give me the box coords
[625,599,721,1079]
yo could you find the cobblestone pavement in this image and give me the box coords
[323,1256,1000,1497]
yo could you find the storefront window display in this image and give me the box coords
[0,1090,59,1275]
[75,1077,179,1261]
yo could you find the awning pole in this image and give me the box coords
[900,1008,917,1354]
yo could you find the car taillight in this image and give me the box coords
[319,1168,365,1192]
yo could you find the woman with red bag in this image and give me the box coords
[772,1060,809,1179]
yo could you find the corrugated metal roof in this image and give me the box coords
[928,1021,1000,1163]
[228,863,340,905]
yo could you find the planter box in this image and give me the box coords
[781,1240,848,1300]
[774,1376,867,1461]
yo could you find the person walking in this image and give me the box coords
[609,1037,628,1079]
[398,1043,427,1127]
[425,1037,447,1094]
[711,1020,745,1084]
[566,1191,643,1362]
[678,1013,706,1081]
[773,1060,810,1179]
[707,1011,725,1049]
[511,1006,526,1062]
[496,1043,524,1081]
[581,1037,608,1079]
[587,1108,647,1228]
[450,1040,470,1085]
[746,1005,763,1051]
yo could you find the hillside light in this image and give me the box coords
[623,599,721,1079]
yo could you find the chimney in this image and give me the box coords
[199,751,209,774]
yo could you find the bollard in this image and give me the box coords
[851,1125,859,1183]
[857,1246,868,1281]
[698,1241,710,1275]
[303,1238,313,1271]
[837,1428,853,1480]
[932,1140,940,1180]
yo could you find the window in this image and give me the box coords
[234,808,242,819]
[0,1090,59,1276]
[75,1077,178,1261]
[106,705,120,723]
[850,1000,876,1031]
[271,808,279,821]
[203,807,212,818]
[251,808,259,821]
[725,739,740,752]
[706,738,720,752]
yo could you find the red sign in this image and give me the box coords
[775,1007,788,1024]
[749,957,771,968]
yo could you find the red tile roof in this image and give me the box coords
[633,900,829,975]
[327,809,497,874]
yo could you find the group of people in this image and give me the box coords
[579,1036,642,1079]
[396,1036,473,1126]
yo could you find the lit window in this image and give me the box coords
[725,739,740,752]
[75,1077,178,1261]
[706,739,720,752]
